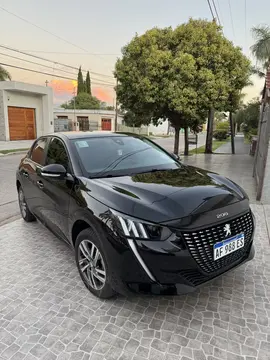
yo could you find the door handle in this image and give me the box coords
[37,180,44,189]
[23,172,29,178]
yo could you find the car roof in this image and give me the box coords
[48,131,144,140]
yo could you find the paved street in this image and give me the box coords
[0,204,269,360]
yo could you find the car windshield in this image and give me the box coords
[72,136,181,178]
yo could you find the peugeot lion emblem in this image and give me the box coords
[224,224,231,237]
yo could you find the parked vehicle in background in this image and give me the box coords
[16,132,255,298]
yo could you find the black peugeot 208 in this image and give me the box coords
[16,132,255,298]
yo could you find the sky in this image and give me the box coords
[0,0,268,106]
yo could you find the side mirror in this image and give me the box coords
[41,164,67,179]
[171,153,180,161]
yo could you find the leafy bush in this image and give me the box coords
[245,128,258,143]
[213,130,228,140]
[216,121,229,131]
[236,100,260,140]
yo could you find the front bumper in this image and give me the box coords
[105,231,255,296]
[127,241,255,295]
[104,209,255,296]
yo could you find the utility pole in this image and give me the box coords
[45,80,49,87]
[114,79,118,132]
[73,87,76,130]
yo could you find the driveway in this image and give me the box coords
[0,205,269,360]
[0,154,22,226]
[1,140,270,359]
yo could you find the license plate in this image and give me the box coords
[213,233,245,261]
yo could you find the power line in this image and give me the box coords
[0,63,115,88]
[0,44,115,79]
[0,5,111,65]
[211,0,222,26]
[244,0,247,51]
[228,0,236,40]
[0,52,116,85]
[206,0,215,20]
[21,50,121,56]
[0,51,77,76]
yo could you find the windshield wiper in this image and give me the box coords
[92,147,151,178]
[135,168,175,175]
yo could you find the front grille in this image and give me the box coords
[181,211,254,274]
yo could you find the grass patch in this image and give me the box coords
[189,139,229,154]
[0,148,29,154]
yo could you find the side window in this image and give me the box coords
[46,138,70,171]
[30,138,48,165]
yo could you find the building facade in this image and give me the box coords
[54,109,123,133]
[0,81,53,141]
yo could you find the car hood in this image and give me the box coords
[83,165,247,223]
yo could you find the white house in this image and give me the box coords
[0,81,53,141]
[54,108,123,132]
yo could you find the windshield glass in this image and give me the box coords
[72,136,180,178]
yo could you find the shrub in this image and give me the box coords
[245,128,257,143]
[216,121,229,131]
[213,130,228,140]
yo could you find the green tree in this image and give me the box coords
[0,65,11,81]
[235,99,260,141]
[123,110,152,127]
[250,25,270,100]
[251,25,270,65]
[85,71,91,95]
[77,66,85,94]
[61,92,101,109]
[115,19,250,155]
[115,24,204,155]
[215,112,227,123]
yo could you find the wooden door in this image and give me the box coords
[77,116,89,131]
[8,107,36,140]
[101,118,112,131]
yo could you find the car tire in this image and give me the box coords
[75,228,116,299]
[18,186,36,222]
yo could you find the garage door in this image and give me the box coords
[8,107,36,140]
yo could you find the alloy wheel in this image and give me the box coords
[19,189,27,218]
[78,240,106,290]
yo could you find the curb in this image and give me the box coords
[0,150,28,157]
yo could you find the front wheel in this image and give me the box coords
[18,187,36,222]
[75,228,115,299]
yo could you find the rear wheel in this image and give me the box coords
[18,187,36,222]
[75,228,115,299]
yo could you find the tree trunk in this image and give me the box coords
[174,126,180,154]
[184,127,189,155]
[205,108,215,153]
[229,111,235,154]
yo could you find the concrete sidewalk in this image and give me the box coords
[215,134,250,154]
[0,140,34,151]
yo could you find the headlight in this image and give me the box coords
[110,209,172,241]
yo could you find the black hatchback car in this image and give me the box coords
[16,132,255,298]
